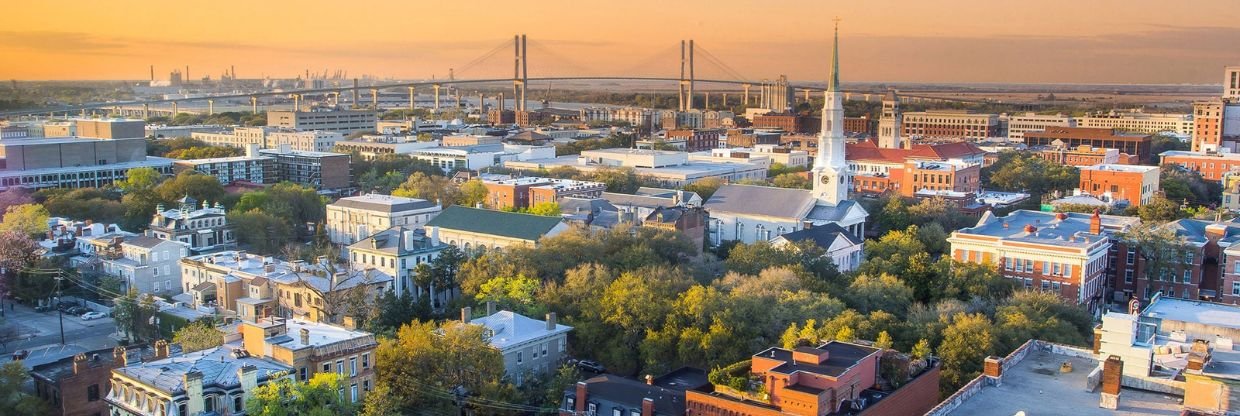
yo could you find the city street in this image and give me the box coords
[1,302,119,368]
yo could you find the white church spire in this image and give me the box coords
[812,18,849,205]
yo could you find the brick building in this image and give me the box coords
[666,129,723,152]
[31,347,122,416]
[684,341,941,416]
[847,141,985,197]
[1159,150,1240,181]
[1077,164,1159,207]
[1033,144,1137,167]
[240,318,379,402]
[1111,219,1240,303]
[948,210,1140,313]
[480,176,606,210]
[900,110,1001,141]
[1023,127,1153,163]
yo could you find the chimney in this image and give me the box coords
[238,365,258,405]
[462,306,472,323]
[1090,209,1102,235]
[1100,355,1123,410]
[983,356,1003,379]
[645,374,654,385]
[316,255,329,269]
[546,312,557,331]
[154,339,170,359]
[802,221,812,230]
[184,371,205,416]
[73,353,89,374]
[429,227,440,246]
[486,301,495,316]
[403,230,416,251]
[642,397,655,416]
[300,328,310,345]
[575,382,588,414]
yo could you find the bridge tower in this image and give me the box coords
[678,40,695,112]
[513,34,528,113]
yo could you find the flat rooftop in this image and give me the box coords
[0,136,143,145]
[1160,150,1240,159]
[1143,296,1240,331]
[949,349,1182,416]
[268,318,375,350]
[174,155,271,164]
[1081,164,1159,173]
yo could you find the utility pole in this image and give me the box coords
[55,271,65,345]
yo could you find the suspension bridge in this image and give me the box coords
[2,34,980,118]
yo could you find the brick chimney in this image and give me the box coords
[1100,355,1123,410]
[154,339,170,359]
[574,381,587,414]
[1090,209,1102,235]
[184,370,205,415]
[486,301,496,316]
[462,306,472,323]
[300,328,310,345]
[72,353,89,374]
[546,312,557,331]
[645,374,654,385]
[983,356,1003,379]
[642,397,655,416]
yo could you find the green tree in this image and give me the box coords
[458,179,490,207]
[939,313,995,391]
[1137,195,1187,222]
[1117,222,1193,288]
[993,291,1092,352]
[171,320,223,353]
[226,210,293,255]
[589,166,641,193]
[155,171,226,205]
[525,201,561,217]
[116,167,162,193]
[771,173,809,189]
[911,338,932,359]
[247,372,356,416]
[0,361,49,415]
[113,289,159,342]
[0,231,40,297]
[374,320,509,413]
[0,203,49,237]
[684,177,725,200]
[983,152,1079,197]
[846,274,914,316]
[475,275,542,315]
[393,172,459,206]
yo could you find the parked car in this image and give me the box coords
[576,360,606,373]
[69,306,91,316]
[81,311,107,320]
[34,305,53,312]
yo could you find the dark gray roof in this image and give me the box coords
[125,235,172,249]
[330,194,439,213]
[348,226,442,254]
[776,222,861,247]
[113,346,291,394]
[702,184,816,219]
[569,374,689,415]
[427,206,564,241]
[806,200,860,222]
[1164,219,1240,245]
[600,192,672,209]
[559,197,617,216]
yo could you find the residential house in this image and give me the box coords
[460,307,573,384]
[239,318,378,404]
[561,368,710,416]
[106,343,292,416]
[98,236,189,296]
[146,196,235,254]
[347,226,446,300]
[771,223,864,272]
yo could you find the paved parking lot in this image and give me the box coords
[1,302,119,368]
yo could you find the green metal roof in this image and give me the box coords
[427,205,563,241]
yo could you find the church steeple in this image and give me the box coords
[827,18,840,93]
[812,18,849,206]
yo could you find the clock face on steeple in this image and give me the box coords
[820,175,832,184]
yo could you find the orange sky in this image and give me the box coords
[3,0,1240,84]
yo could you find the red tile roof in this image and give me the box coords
[846,140,983,163]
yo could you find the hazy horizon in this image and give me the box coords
[4,0,1240,84]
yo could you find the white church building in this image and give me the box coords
[703,23,868,247]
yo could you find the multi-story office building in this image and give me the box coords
[1004,112,1076,141]
[462,307,572,385]
[0,137,173,191]
[948,210,1140,313]
[146,196,235,254]
[480,176,606,210]
[1077,110,1194,136]
[1077,164,1159,207]
[901,109,1002,141]
[326,194,442,246]
[1033,143,1137,167]
[172,154,275,185]
[408,143,556,173]
[1226,66,1240,101]
[191,126,278,149]
[848,140,985,197]
[267,110,377,133]
[258,147,351,191]
[1023,127,1153,163]
[266,130,345,153]
[75,119,146,139]
[1190,99,1240,153]
[665,129,723,151]
[240,318,379,403]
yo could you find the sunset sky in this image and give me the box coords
[4,0,1239,84]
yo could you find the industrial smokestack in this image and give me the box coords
[231,65,236,79]
[150,65,155,81]
[186,66,190,83]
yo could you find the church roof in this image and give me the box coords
[806,200,862,223]
[702,184,816,219]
